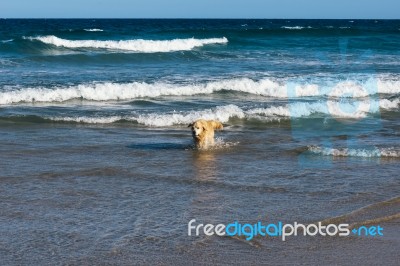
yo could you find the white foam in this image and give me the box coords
[379,98,400,109]
[1,39,13,43]
[1,78,399,105]
[281,26,304,30]
[295,84,320,97]
[207,137,240,150]
[377,79,400,94]
[26,35,228,52]
[51,116,123,124]
[297,79,400,98]
[246,105,291,118]
[84,29,103,32]
[308,146,400,158]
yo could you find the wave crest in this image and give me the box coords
[25,36,228,52]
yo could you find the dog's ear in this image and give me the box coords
[188,123,193,127]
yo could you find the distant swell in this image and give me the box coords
[1,78,400,105]
[25,36,228,52]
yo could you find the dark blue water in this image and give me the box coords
[0,19,399,265]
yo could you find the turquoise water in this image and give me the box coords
[0,19,399,264]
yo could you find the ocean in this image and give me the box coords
[0,19,399,265]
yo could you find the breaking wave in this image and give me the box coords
[248,98,399,119]
[1,78,400,105]
[25,36,228,52]
[37,99,399,126]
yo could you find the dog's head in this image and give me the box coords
[188,120,206,139]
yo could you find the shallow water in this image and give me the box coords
[0,122,399,264]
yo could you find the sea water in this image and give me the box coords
[0,19,399,264]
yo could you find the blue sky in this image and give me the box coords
[1,0,399,18]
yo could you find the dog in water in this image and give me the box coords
[188,119,224,149]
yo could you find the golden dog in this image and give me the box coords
[188,119,223,149]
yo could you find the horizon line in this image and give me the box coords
[1,17,400,20]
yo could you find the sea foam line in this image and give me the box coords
[1,78,400,105]
[308,146,400,158]
[25,35,228,52]
[47,99,399,127]
[49,105,245,126]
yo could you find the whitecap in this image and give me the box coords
[281,26,304,30]
[84,29,103,32]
